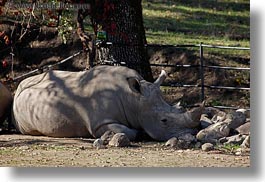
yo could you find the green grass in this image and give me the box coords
[216,143,242,154]
[143,0,250,108]
[142,0,250,47]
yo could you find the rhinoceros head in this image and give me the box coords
[126,70,204,141]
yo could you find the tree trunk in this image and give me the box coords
[88,0,153,81]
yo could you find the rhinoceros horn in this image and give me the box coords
[154,70,167,86]
[184,101,205,127]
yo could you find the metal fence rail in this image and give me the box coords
[203,65,250,71]
[150,64,250,70]
[150,63,199,68]
[148,43,250,110]
[147,43,251,50]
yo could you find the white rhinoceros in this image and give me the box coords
[12,65,203,141]
[0,82,13,124]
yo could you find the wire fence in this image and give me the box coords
[4,42,250,111]
[147,43,250,111]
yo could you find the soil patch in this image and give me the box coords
[0,134,250,167]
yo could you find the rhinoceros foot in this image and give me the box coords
[100,130,115,145]
[108,133,131,147]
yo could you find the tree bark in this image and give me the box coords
[78,0,153,81]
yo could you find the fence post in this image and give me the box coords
[199,42,205,102]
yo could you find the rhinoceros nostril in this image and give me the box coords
[161,119,167,123]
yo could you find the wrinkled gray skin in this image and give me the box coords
[13,66,203,141]
[0,82,13,124]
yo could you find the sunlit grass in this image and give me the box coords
[145,30,249,46]
[142,0,250,48]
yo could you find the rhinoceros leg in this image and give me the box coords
[94,119,139,141]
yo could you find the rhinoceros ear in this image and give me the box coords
[127,77,141,94]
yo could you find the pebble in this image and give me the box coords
[165,137,178,147]
[93,139,106,149]
[235,148,242,156]
[177,150,184,153]
[18,146,30,151]
[201,143,214,151]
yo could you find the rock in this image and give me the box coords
[224,134,246,145]
[165,137,178,147]
[235,148,243,155]
[165,137,191,149]
[194,142,202,149]
[211,111,227,123]
[178,133,196,143]
[200,114,213,129]
[100,130,115,145]
[236,109,247,114]
[235,122,250,135]
[203,107,220,119]
[93,139,106,149]
[219,137,228,144]
[108,133,131,147]
[234,147,250,155]
[241,135,250,148]
[19,146,30,151]
[201,143,214,151]
[196,122,230,143]
[176,139,190,149]
[225,111,246,130]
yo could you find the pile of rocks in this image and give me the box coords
[93,108,250,153]
[166,108,250,152]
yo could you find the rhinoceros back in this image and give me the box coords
[12,70,93,137]
[12,66,142,137]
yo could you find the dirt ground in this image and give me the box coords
[0,134,250,167]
